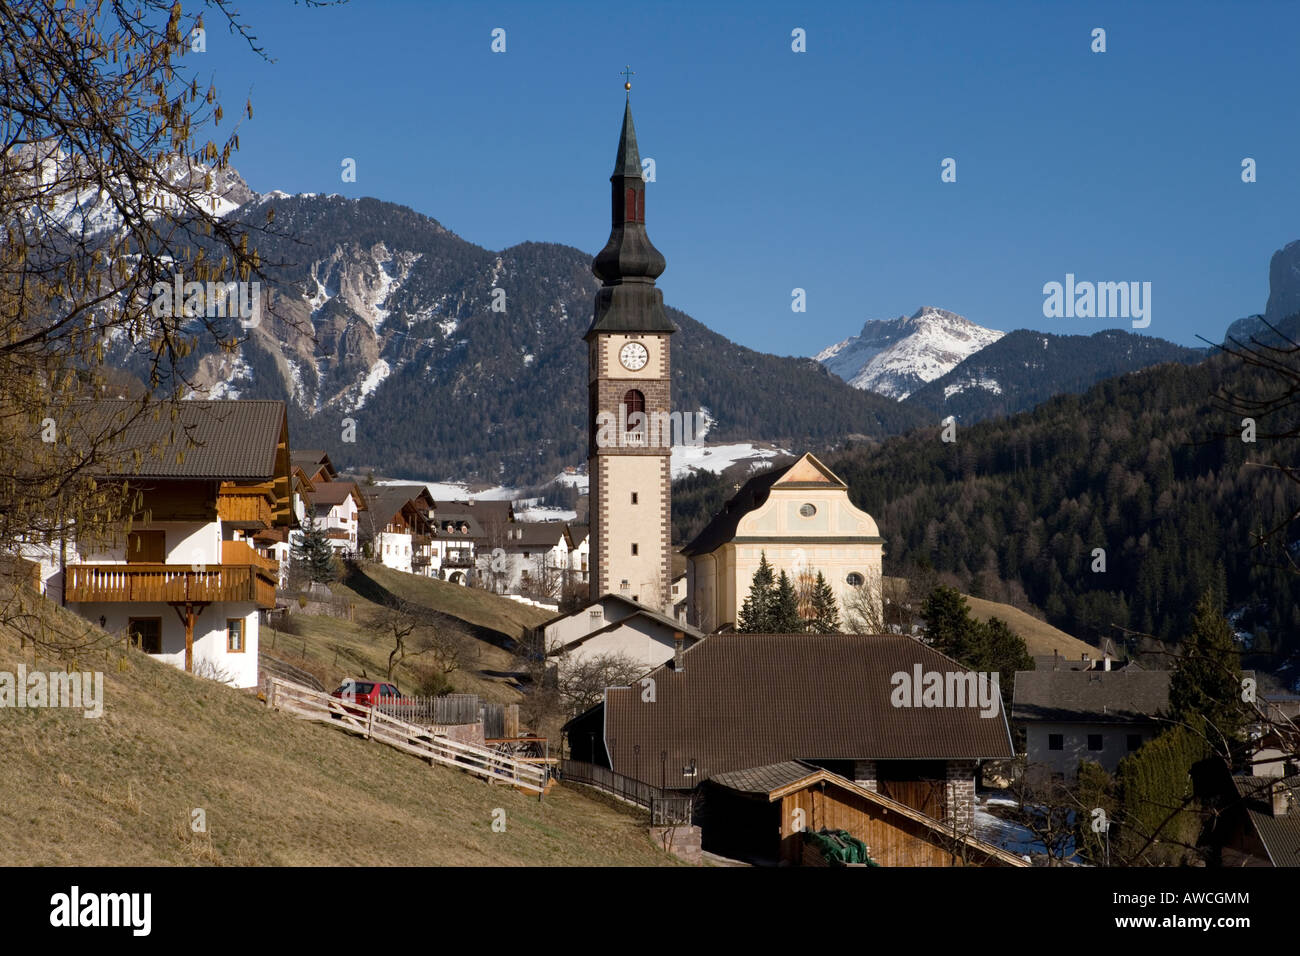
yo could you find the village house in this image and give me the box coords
[306,480,366,558]
[565,632,1015,837]
[565,523,590,586]
[681,452,885,633]
[33,400,292,688]
[359,484,436,576]
[1011,666,1172,779]
[430,508,480,585]
[482,522,570,596]
[538,592,702,677]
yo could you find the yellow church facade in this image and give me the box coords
[682,453,885,633]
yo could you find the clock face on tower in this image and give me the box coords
[619,341,649,371]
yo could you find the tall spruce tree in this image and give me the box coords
[772,570,804,633]
[292,503,338,584]
[737,552,777,632]
[808,571,841,633]
[1169,591,1245,752]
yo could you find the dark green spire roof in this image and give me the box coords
[587,100,676,338]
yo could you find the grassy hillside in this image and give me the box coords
[0,588,677,866]
[962,594,1098,660]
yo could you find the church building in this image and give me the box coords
[682,452,884,633]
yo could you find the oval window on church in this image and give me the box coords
[846,572,864,587]
[799,503,816,517]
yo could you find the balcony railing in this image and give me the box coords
[443,552,474,567]
[66,563,277,608]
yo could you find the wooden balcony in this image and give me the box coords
[216,482,275,529]
[66,562,277,608]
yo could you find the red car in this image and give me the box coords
[330,678,402,709]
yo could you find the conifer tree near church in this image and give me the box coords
[737,552,777,633]
[772,570,803,633]
[807,571,842,633]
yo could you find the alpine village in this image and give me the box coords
[3,4,1298,883]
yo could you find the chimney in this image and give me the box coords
[673,632,684,672]
[1082,653,1091,669]
[1271,780,1291,817]
[1103,654,1112,672]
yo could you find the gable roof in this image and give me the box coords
[1232,774,1300,867]
[308,481,366,510]
[550,601,702,655]
[360,484,433,527]
[680,453,854,557]
[73,399,289,480]
[708,760,1029,867]
[1011,669,1172,724]
[432,499,513,527]
[592,632,1015,789]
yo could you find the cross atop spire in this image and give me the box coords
[621,65,635,92]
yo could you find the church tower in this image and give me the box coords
[586,96,676,610]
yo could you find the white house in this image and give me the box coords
[30,400,292,688]
[539,593,703,678]
[307,481,366,557]
[564,523,590,586]
[360,484,436,576]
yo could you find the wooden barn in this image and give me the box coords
[703,761,1028,867]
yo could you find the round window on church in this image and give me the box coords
[846,572,864,587]
[799,503,816,518]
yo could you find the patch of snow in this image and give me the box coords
[671,442,788,480]
[352,359,391,410]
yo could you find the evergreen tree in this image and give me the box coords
[921,585,980,660]
[808,571,841,633]
[1169,591,1245,752]
[737,552,777,633]
[772,570,803,633]
[292,503,338,584]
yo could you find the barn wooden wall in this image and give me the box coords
[778,785,1003,867]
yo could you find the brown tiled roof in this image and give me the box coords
[710,760,814,794]
[1011,669,1172,724]
[360,484,431,526]
[680,463,791,557]
[1233,775,1300,867]
[596,632,1014,789]
[308,481,365,509]
[73,400,288,480]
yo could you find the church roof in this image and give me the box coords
[680,461,792,557]
[587,100,675,337]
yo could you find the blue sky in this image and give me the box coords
[200,0,1300,356]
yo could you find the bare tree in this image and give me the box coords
[842,570,886,634]
[0,1,325,649]
[554,651,646,716]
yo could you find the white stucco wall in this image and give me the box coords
[69,600,260,688]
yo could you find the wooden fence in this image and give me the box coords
[372,693,480,727]
[560,759,693,825]
[266,678,547,794]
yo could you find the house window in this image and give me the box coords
[1087,734,1103,752]
[1126,734,1143,752]
[631,543,638,555]
[128,618,162,654]
[631,492,638,505]
[1048,734,1063,751]
[227,619,245,653]
[846,572,864,587]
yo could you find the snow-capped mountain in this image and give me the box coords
[58,166,926,485]
[813,307,1005,399]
